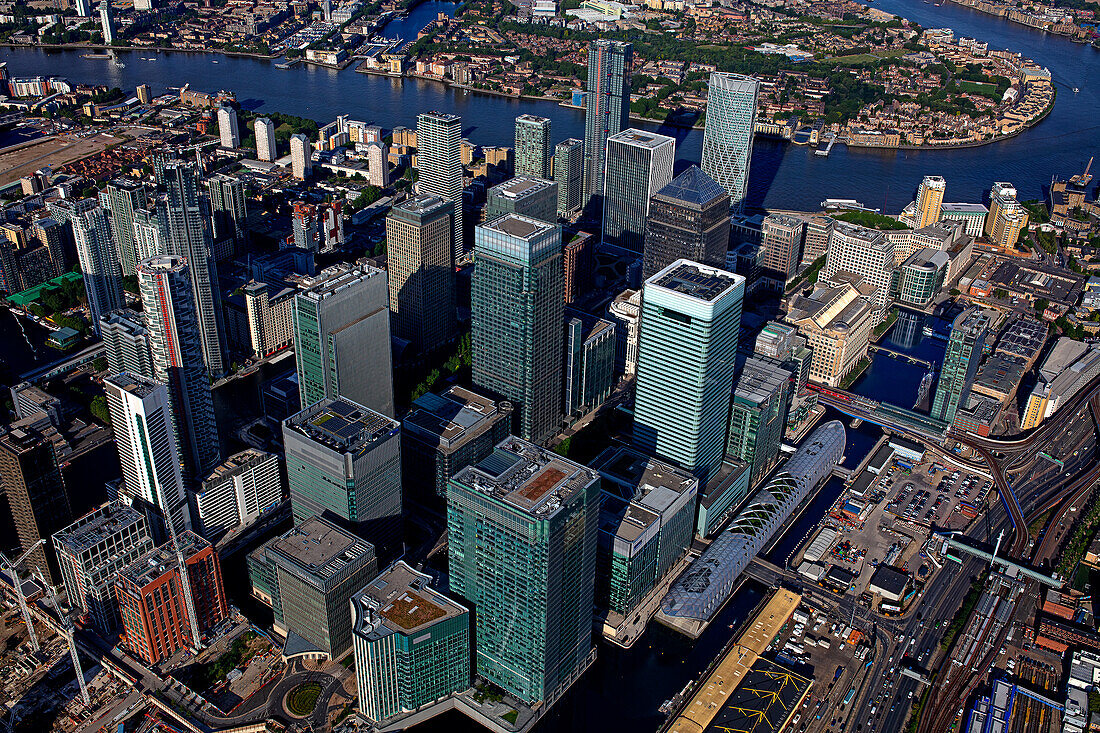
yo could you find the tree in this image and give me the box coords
[92,357,108,373]
[89,395,111,425]
[1034,298,1049,314]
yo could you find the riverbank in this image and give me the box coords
[944,0,1090,39]
[3,41,281,63]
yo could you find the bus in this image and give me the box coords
[843,688,855,706]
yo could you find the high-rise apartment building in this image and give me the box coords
[642,166,730,279]
[822,221,895,308]
[290,133,312,179]
[602,129,675,254]
[633,261,744,483]
[105,178,147,277]
[448,437,600,705]
[206,173,248,256]
[99,1,114,43]
[932,308,990,424]
[255,117,277,162]
[192,449,284,541]
[564,309,616,417]
[584,40,632,206]
[53,502,153,634]
[514,114,552,179]
[137,255,221,479]
[915,175,946,228]
[386,195,456,356]
[758,214,806,289]
[351,561,471,723]
[100,308,153,378]
[72,206,123,333]
[554,138,584,215]
[248,515,378,659]
[131,207,165,264]
[727,356,791,488]
[563,230,594,304]
[115,531,227,666]
[293,262,394,416]
[366,141,390,187]
[160,161,226,375]
[217,106,240,149]
[700,72,759,211]
[417,112,464,260]
[485,176,558,225]
[985,181,1029,249]
[0,425,73,585]
[283,397,402,552]
[104,373,192,536]
[472,214,564,443]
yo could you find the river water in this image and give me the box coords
[3,0,1100,211]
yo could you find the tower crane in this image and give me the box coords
[176,138,221,169]
[34,567,90,707]
[0,540,45,653]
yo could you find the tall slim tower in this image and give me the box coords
[584,40,632,207]
[642,165,730,279]
[290,133,311,179]
[417,112,464,261]
[700,72,759,211]
[254,117,277,162]
[915,175,946,228]
[103,373,191,536]
[602,129,675,254]
[99,1,114,44]
[293,263,394,416]
[514,114,552,179]
[160,161,226,375]
[72,206,123,334]
[633,260,744,483]
[447,437,600,705]
[217,106,240,149]
[472,214,564,444]
[554,138,584,216]
[727,356,791,488]
[386,195,456,356]
[137,255,221,481]
[932,308,990,424]
[106,178,147,277]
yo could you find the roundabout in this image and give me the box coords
[284,681,323,718]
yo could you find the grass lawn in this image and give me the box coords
[823,48,906,65]
[286,682,323,716]
[958,80,996,94]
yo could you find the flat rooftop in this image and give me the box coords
[285,397,398,454]
[53,503,145,556]
[202,448,273,486]
[403,386,511,451]
[482,213,555,241]
[393,194,449,216]
[651,261,739,302]
[734,357,789,406]
[104,372,160,399]
[942,202,989,213]
[455,437,599,517]
[592,445,698,505]
[353,560,466,639]
[608,129,674,149]
[490,175,554,200]
[298,262,384,300]
[269,515,374,582]
[120,531,208,588]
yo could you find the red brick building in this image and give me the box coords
[115,531,228,666]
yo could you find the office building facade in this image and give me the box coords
[602,129,675,254]
[583,40,632,206]
[633,261,744,483]
[564,310,616,417]
[206,173,248,256]
[417,112,464,260]
[514,114,552,179]
[700,73,759,211]
[448,437,600,705]
[554,138,584,215]
[758,214,805,289]
[727,357,791,488]
[785,279,876,388]
[485,176,558,225]
[387,195,456,356]
[822,221,895,309]
[932,308,990,424]
[642,166,730,279]
[472,214,564,443]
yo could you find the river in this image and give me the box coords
[3,0,1100,211]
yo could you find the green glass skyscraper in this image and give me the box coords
[932,308,990,424]
[633,260,745,484]
[471,214,563,444]
[447,437,600,705]
[727,356,791,488]
[514,114,552,179]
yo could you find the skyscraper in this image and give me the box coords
[472,214,564,443]
[514,114,552,179]
[602,129,675,254]
[758,213,806,289]
[160,161,226,375]
[554,138,584,215]
[105,178,147,277]
[915,175,946,228]
[447,437,600,705]
[72,207,124,333]
[417,112,464,261]
[386,195,456,356]
[822,221,895,309]
[727,356,791,488]
[217,106,240,149]
[700,72,759,211]
[584,40,632,206]
[0,425,73,585]
[484,175,558,224]
[633,261,745,483]
[99,1,114,44]
[985,181,1029,248]
[104,372,192,535]
[137,255,221,481]
[642,165,730,279]
[932,308,990,424]
[100,308,153,378]
[290,133,312,179]
[283,397,402,552]
[131,207,165,264]
[293,262,394,416]
[255,117,277,162]
[206,173,248,255]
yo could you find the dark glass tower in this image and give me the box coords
[642,165,731,279]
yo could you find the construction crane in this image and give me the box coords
[177,138,220,169]
[0,540,45,653]
[160,505,203,654]
[34,567,90,708]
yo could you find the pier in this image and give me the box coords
[868,343,933,369]
[815,132,836,156]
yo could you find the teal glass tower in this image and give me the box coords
[932,308,990,424]
[633,260,745,484]
[471,214,563,444]
[447,437,600,705]
[727,356,791,489]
